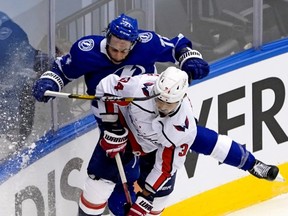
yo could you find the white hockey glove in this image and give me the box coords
[100,126,128,158]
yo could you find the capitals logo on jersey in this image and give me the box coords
[174,116,189,132]
[142,82,154,96]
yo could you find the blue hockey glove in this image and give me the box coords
[178,48,210,83]
[33,78,59,102]
[32,71,64,102]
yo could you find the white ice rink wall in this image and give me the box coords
[1,38,288,216]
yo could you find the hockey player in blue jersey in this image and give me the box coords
[32,13,209,101]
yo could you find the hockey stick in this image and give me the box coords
[115,153,133,205]
[44,90,159,102]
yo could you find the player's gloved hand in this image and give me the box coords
[126,192,154,216]
[100,126,128,158]
[33,71,64,102]
[178,48,210,83]
[33,78,59,102]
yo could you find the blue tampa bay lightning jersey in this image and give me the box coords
[52,30,192,95]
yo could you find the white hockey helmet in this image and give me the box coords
[154,66,189,103]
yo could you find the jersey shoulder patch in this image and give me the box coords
[78,38,94,51]
[139,32,153,43]
[173,116,189,132]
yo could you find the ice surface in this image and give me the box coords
[226,193,288,216]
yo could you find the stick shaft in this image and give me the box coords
[44,90,159,101]
[115,153,133,205]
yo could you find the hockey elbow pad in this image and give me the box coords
[178,47,210,82]
[32,71,64,102]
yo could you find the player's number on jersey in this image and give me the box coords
[158,35,175,48]
[179,143,189,156]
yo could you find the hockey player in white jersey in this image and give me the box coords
[80,67,196,216]
[79,67,283,216]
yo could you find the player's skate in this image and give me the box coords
[248,160,285,182]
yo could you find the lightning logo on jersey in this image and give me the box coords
[173,116,189,132]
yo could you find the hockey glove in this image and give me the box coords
[126,192,154,216]
[178,48,209,83]
[32,71,64,102]
[100,127,128,158]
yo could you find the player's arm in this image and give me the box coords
[32,36,93,102]
[92,74,140,158]
[153,32,210,83]
[32,53,74,102]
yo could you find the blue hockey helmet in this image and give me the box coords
[106,14,139,42]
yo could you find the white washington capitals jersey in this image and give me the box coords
[93,73,197,193]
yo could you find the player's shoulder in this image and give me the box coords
[71,35,103,51]
[137,29,159,45]
[161,116,195,148]
[167,107,197,144]
[178,97,195,119]
[76,35,103,43]
[113,73,158,94]
[116,73,157,87]
[137,73,158,84]
[69,35,104,60]
[169,99,196,128]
